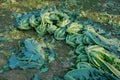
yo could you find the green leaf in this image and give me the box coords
[13,13,32,30]
[54,28,66,40]
[85,27,120,56]
[56,12,70,27]
[75,44,85,54]
[64,68,119,80]
[35,23,47,36]
[9,55,20,69]
[87,45,120,78]
[47,24,57,34]
[40,65,49,73]
[29,15,38,27]
[76,62,92,69]
[64,68,98,80]
[49,13,60,23]
[66,34,78,47]
[57,19,70,27]
[9,38,46,70]
[75,34,84,44]
[77,54,88,62]
[66,22,83,34]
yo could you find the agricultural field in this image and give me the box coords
[0,0,120,80]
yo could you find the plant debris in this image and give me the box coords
[2,5,120,80]
[8,38,56,71]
